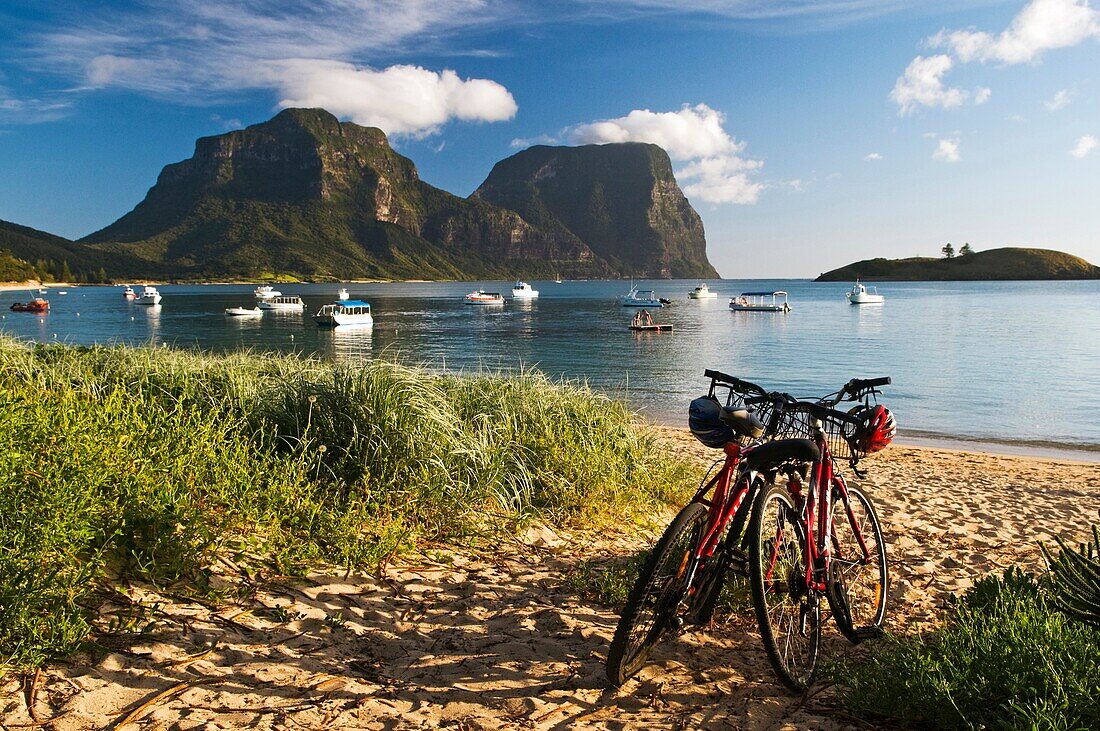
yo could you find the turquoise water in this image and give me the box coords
[4,279,1099,454]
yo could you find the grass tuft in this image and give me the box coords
[830,567,1100,730]
[0,338,692,671]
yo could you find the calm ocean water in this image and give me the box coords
[4,279,1099,456]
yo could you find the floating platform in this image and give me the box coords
[629,323,674,332]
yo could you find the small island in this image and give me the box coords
[817,246,1100,281]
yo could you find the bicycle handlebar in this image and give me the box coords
[843,376,891,397]
[704,369,768,396]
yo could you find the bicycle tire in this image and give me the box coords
[826,483,888,643]
[748,483,821,691]
[606,501,708,686]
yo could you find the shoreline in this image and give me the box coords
[645,419,1100,465]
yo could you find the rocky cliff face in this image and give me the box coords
[82,109,597,280]
[473,143,718,278]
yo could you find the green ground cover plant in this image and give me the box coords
[0,338,692,671]
[830,565,1100,730]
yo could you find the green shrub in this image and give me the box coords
[831,567,1100,729]
[0,338,692,670]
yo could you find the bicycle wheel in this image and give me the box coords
[827,483,887,643]
[606,501,708,686]
[748,483,820,691]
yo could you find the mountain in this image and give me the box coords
[0,219,126,281]
[80,108,669,280]
[816,248,1100,281]
[473,143,718,279]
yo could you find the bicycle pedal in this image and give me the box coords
[853,626,885,643]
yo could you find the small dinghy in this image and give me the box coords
[225,306,263,317]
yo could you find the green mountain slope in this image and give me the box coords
[816,248,1100,281]
[474,143,718,278]
[79,109,602,280]
[0,219,129,281]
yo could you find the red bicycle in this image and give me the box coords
[606,370,895,691]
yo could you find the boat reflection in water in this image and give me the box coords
[317,322,373,361]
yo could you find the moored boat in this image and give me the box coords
[511,281,539,299]
[257,295,307,310]
[314,300,373,327]
[729,291,790,313]
[254,285,281,299]
[336,287,350,301]
[847,280,885,305]
[136,286,162,305]
[225,306,263,317]
[620,286,664,307]
[464,289,506,305]
[10,298,49,313]
[688,283,718,299]
[123,286,137,299]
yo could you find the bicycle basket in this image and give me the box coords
[768,408,863,461]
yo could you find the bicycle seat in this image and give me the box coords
[745,438,820,470]
[720,406,766,439]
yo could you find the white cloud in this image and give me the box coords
[930,0,1100,65]
[0,87,69,123]
[889,55,968,115]
[1071,133,1098,157]
[864,152,884,160]
[893,1,1100,115]
[1043,88,1073,110]
[23,1,517,136]
[264,61,516,136]
[933,137,961,162]
[562,104,765,204]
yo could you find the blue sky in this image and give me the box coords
[0,0,1097,277]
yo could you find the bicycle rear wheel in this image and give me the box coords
[827,483,887,643]
[748,483,821,691]
[606,501,708,686]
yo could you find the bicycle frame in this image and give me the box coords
[769,428,874,596]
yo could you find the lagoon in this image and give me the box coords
[4,278,1099,455]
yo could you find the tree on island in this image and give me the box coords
[942,243,955,258]
[960,243,973,256]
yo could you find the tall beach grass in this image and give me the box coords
[0,337,692,670]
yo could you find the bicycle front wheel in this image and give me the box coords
[827,483,888,643]
[606,501,708,687]
[748,483,821,691]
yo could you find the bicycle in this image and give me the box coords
[605,370,895,691]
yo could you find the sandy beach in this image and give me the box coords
[3,433,1098,730]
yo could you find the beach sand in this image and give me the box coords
[3,433,1098,730]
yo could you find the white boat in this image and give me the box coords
[58,291,68,295]
[620,286,665,307]
[254,285,281,299]
[36,287,47,295]
[511,281,539,300]
[847,281,885,305]
[336,287,350,301]
[464,289,506,305]
[123,286,136,299]
[688,283,718,299]
[314,300,373,327]
[729,291,790,313]
[257,295,307,310]
[225,306,263,317]
[136,286,162,305]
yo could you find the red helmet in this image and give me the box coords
[853,405,896,455]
